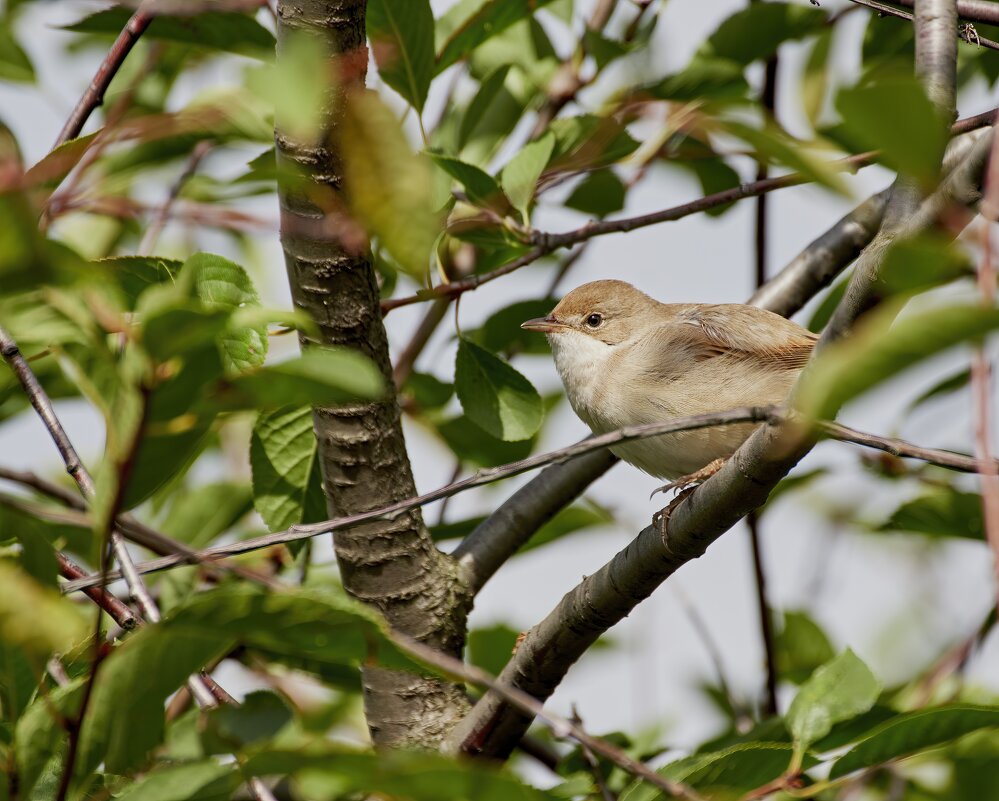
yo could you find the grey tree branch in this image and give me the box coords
[59,412,999,594]
[898,0,999,25]
[847,0,999,50]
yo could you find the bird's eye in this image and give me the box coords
[585,313,603,328]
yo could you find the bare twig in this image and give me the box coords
[395,634,704,801]
[138,140,212,255]
[55,4,155,147]
[382,109,997,315]
[570,705,618,801]
[61,411,999,593]
[897,0,999,25]
[848,0,999,50]
[973,130,999,612]
[57,553,138,630]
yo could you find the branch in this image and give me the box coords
[848,0,999,50]
[394,633,704,801]
[898,0,999,25]
[381,109,997,315]
[60,409,999,594]
[54,4,154,147]
[973,125,999,612]
[57,553,138,630]
[137,139,212,255]
[448,138,989,762]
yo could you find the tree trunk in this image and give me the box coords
[274,0,470,747]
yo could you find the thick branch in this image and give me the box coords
[899,0,999,24]
[849,0,997,50]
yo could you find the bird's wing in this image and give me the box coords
[666,304,818,371]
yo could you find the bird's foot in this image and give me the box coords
[653,487,696,548]
[649,457,727,499]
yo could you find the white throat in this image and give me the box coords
[548,330,613,423]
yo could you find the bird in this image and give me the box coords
[521,279,817,493]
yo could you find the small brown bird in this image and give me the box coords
[521,280,817,490]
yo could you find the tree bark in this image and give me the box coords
[274,0,470,747]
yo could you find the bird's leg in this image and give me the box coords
[653,486,696,546]
[649,457,727,499]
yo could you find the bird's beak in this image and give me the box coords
[521,315,566,334]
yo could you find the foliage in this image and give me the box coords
[1,0,998,799]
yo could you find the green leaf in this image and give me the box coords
[802,28,834,128]
[565,169,626,217]
[402,372,454,410]
[877,489,984,540]
[251,405,328,534]
[243,746,559,801]
[213,347,384,411]
[681,158,741,217]
[830,705,999,779]
[583,28,630,70]
[431,154,511,212]
[469,297,559,355]
[113,760,240,801]
[500,132,555,221]
[160,481,254,548]
[622,743,800,801]
[0,561,86,660]
[908,368,971,411]
[455,338,543,441]
[63,8,274,58]
[646,59,749,101]
[879,234,973,294]
[94,256,181,310]
[15,680,85,797]
[835,77,949,186]
[246,31,325,141]
[776,611,835,685]
[368,0,434,112]
[437,415,534,467]
[797,303,999,421]
[436,0,560,73]
[457,64,512,149]
[548,114,640,173]
[182,252,267,375]
[697,2,826,65]
[342,91,439,277]
[786,649,880,750]
[202,690,292,752]
[0,24,34,83]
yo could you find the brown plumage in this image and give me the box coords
[522,280,816,480]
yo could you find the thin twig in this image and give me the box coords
[55,4,155,147]
[61,411,999,592]
[974,129,999,613]
[847,0,999,50]
[570,705,618,801]
[138,140,212,255]
[57,553,138,630]
[381,109,998,315]
[395,634,704,801]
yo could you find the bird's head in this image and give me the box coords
[521,280,658,347]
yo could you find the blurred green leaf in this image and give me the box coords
[807,273,848,333]
[251,405,327,535]
[908,368,971,411]
[202,690,292,752]
[437,415,534,467]
[645,59,748,101]
[877,488,984,540]
[861,12,914,75]
[455,338,542,441]
[834,77,949,186]
[468,624,519,677]
[160,481,253,548]
[63,8,274,58]
[623,743,800,801]
[342,91,439,277]
[469,297,558,355]
[248,31,325,142]
[566,169,626,217]
[15,680,84,798]
[244,746,559,801]
[797,303,999,421]
[879,234,973,293]
[500,132,555,222]
[830,705,999,779]
[368,0,434,112]
[802,28,834,128]
[678,158,741,216]
[431,154,511,212]
[93,256,182,310]
[436,0,560,73]
[0,561,86,660]
[697,2,826,65]
[786,649,880,751]
[457,64,512,149]
[549,114,640,173]
[0,24,34,83]
[213,347,384,411]
[12,524,58,588]
[112,760,239,801]
[776,611,835,685]
[403,371,454,410]
[583,28,630,70]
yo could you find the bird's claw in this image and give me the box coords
[649,457,727,499]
